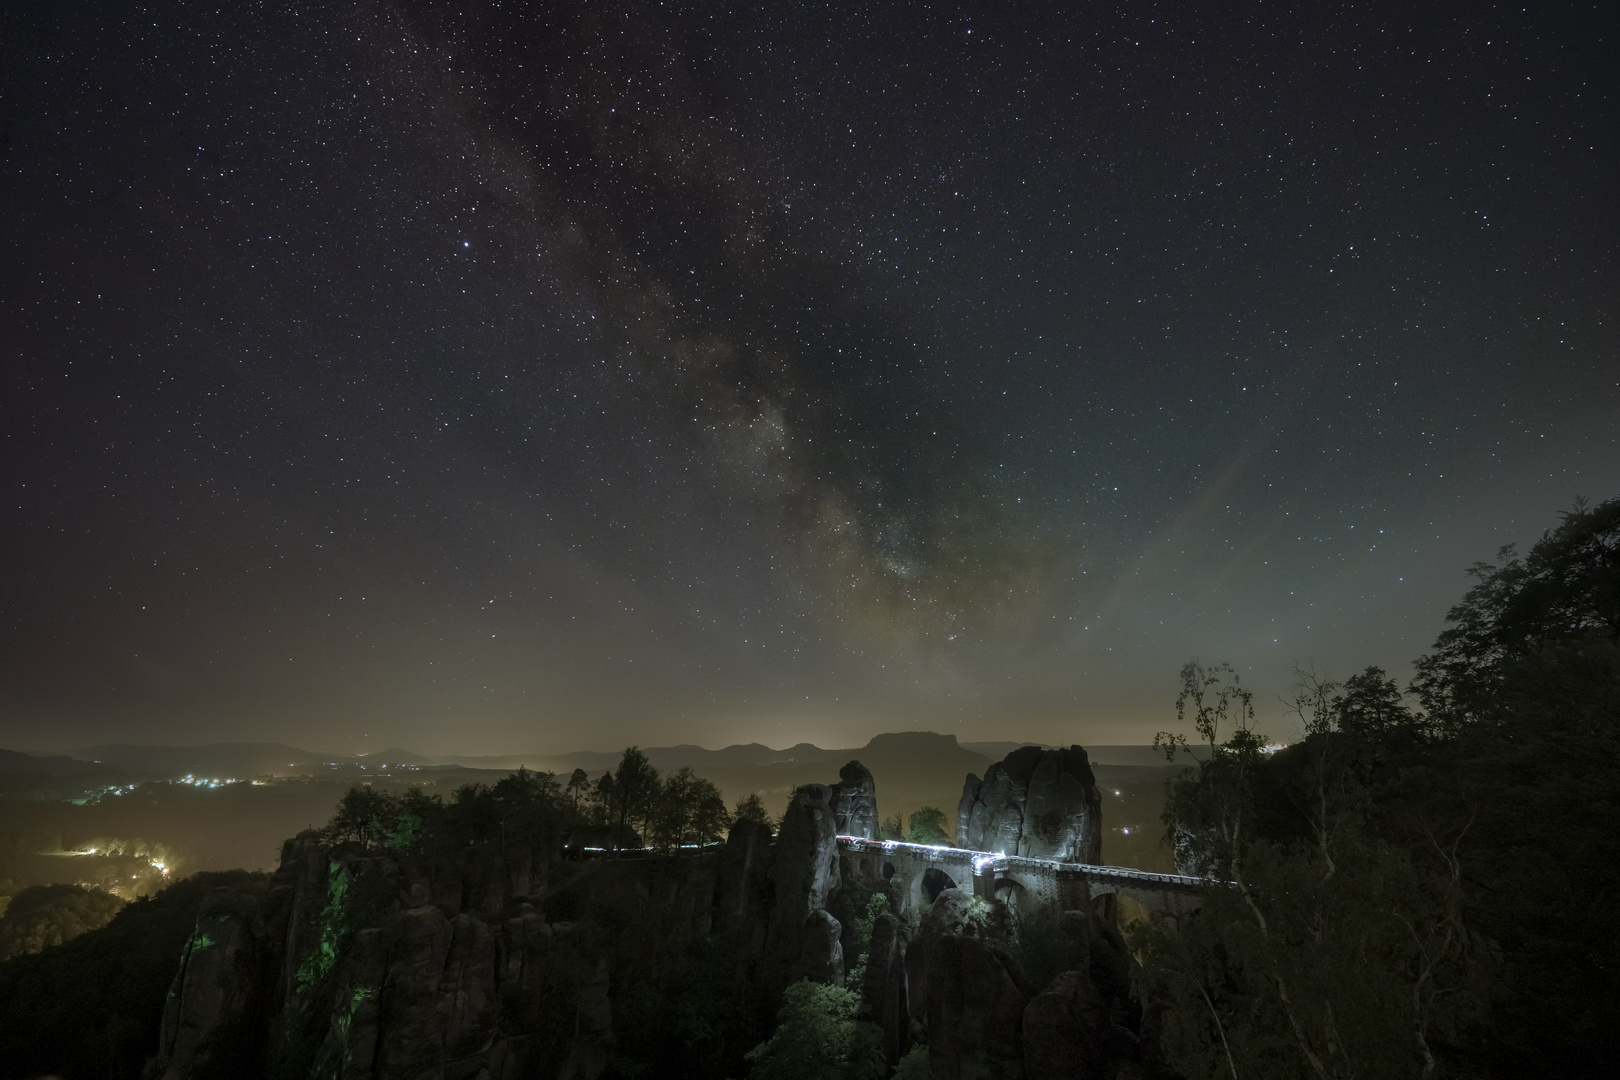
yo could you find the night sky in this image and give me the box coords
[3,0,1615,755]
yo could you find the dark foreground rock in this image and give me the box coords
[860,912,910,1064]
[1022,970,1108,1080]
[155,886,267,1080]
[927,934,1029,1080]
[913,902,1159,1080]
[798,908,845,985]
[905,886,979,1020]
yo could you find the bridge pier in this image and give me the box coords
[972,864,995,902]
[1056,868,1091,912]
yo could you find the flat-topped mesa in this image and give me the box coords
[827,759,879,839]
[956,745,1103,863]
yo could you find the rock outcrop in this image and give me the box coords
[914,904,1152,1080]
[1022,970,1108,1080]
[828,759,880,839]
[713,819,775,943]
[859,912,910,1064]
[927,934,1030,1080]
[798,908,845,985]
[558,957,614,1080]
[153,779,851,1080]
[904,886,978,1020]
[766,782,843,990]
[156,885,268,1080]
[957,745,1104,863]
[774,784,842,919]
[144,756,1178,1080]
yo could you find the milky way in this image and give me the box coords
[395,1,1047,646]
[3,0,1615,752]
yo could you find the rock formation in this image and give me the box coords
[927,934,1030,1080]
[156,885,267,1080]
[152,780,851,1080]
[827,759,879,839]
[713,818,774,942]
[915,903,1152,1080]
[797,908,845,985]
[767,783,843,987]
[141,757,1175,1080]
[1022,970,1108,1080]
[904,885,978,1021]
[859,912,910,1064]
[774,784,842,917]
[957,745,1104,863]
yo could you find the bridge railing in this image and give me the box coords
[835,835,1213,891]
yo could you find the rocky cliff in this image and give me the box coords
[151,782,847,1080]
[827,759,880,839]
[148,747,1169,1079]
[956,746,1104,863]
[869,885,1165,1079]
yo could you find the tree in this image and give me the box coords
[611,747,660,835]
[0,884,126,960]
[566,768,591,807]
[891,1045,930,1080]
[830,884,892,988]
[1401,498,1620,1072]
[878,813,904,841]
[1140,663,1488,1080]
[905,806,949,846]
[1413,494,1620,727]
[1334,666,1423,743]
[490,768,568,854]
[1153,660,1262,878]
[1372,497,1620,1071]
[649,767,730,851]
[590,770,616,826]
[322,786,399,849]
[733,792,776,831]
[744,981,884,1080]
[686,776,731,846]
[0,870,266,1080]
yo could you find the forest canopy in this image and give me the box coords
[320,749,740,861]
[1145,496,1620,1079]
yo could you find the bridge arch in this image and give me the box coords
[921,867,957,903]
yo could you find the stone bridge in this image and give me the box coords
[835,835,1207,925]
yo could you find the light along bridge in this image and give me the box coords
[835,835,1209,924]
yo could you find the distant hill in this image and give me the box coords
[6,734,1184,874]
[46,740,855,781]
[51,737,1181,782]
[962,741,1048,759]
[0,749,103,776]
[65,743,352,779]
[356,748,431,766]
[443,741,849,774]
[40,737,1187,838]
[963,743,1206,767]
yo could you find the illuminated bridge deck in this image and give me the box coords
[835,835,1212,919]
